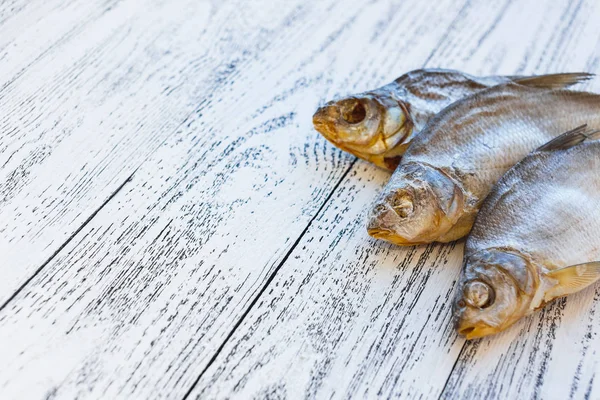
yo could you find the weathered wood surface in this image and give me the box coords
[193,1,600,399]
[1,0,600,399]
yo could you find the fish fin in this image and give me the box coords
[513,72,594,89]
[588,129,600,141]
[536,125,600,152]
[544,262,600,301]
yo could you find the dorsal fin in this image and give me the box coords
[588,130,600,141]
[536,125,600,152]
[513,72,593,89]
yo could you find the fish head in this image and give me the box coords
[367,162,465,245]
[454,248,537,339]
[312,92,413,170]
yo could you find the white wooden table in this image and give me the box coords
[1,0,600,398]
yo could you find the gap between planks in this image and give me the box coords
[0,169,136,312]
[181,159,358,400]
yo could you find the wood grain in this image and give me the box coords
[191,0,600,399]
[0,0,312,303]
[0,0,467,398]
[2,0,600,399]
[0,0,127,88]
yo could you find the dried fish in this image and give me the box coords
[454,126,600,339]
[312,69,590,170]
[367,75,597,245]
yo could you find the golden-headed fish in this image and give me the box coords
[312,69,590,170]
[454,126,600,339]
[367,73,596,245]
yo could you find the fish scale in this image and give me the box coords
[405,88,598,194]
[468,141,600,268]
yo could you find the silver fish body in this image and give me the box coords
[368,80,600,245]
[387,69,523,131]
[312,69,589,170]
[455,130,600,339]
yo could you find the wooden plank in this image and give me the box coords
[190,0,600,399]
[0,0,316,303]
[0,0,127,88]
[1,0,187,300]
[0,0,469,398]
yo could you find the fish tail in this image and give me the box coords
[513,72,594,89]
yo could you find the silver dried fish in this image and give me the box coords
[312,69,590,170]
[367,75,597,245]
[454,126,600,339]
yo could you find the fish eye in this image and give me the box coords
[464,280,494,308]
[388,192,413,218]
[340,100,367,124]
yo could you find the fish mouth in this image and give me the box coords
[367,228,425,246]
[456,323,496,340]
[312,110,338,140]
[367,197,420,246]
[458,326,475,336]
